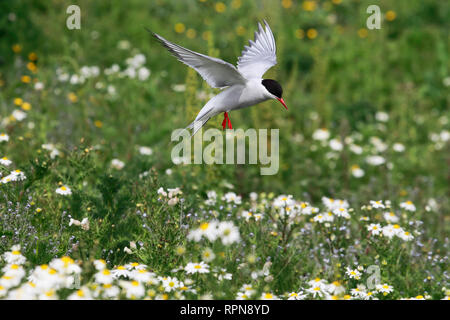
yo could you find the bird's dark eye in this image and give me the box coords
[262,79,282,98]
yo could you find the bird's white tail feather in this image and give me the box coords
[187,117,211,137]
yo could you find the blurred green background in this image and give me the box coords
[0,0,448,229]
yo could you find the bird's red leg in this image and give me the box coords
[222,112,228,130]
[227,115,232,129]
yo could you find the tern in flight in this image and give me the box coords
[149,20,287,136]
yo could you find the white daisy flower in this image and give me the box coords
[184,262,210,274]
[370,200,385,209]
[111,266,131,279]
[383,211,399,223]
[139,146,153,155]
[312,128,330,141]
[400,201,416,212]
[218,221,240,245]
[367,223,382,235]
[111,159,125,170]
[376,283,394,294]
[56,185,72,195]
[161,276,180,292]
[260,292,279,300]
[222,192,242,204]
[187,220,219,242]
[351,165,365,178]
[366,155,386,166]
[398,230,414,241]
[0,156,12,166]
[346,267,362,280]
[0,133,10,142]
[94,269,114,284]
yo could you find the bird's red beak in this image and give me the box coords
[277,98,288,110]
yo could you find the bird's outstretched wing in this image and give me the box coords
[237,20,277,79]
[150,30,246,88]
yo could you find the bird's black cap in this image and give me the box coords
[262,79,283,99]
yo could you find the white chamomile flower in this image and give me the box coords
[94,269,114,285]
[120,280,145,299]
[351,165,365,178]
[3,246,26,265]
[111,266,131,279]
[0,133,10,142]
[56,185,72,195]
[288,291,307,300]
[370,200,385,209]
[383,211,399,223]
[93,260,107,271]
[306,285,326,298]
[381,224,397,239]
[333,207,351,219]
[367,223,382,235]
[312,128,330,141]
[138,146,153,155]
[0,156,12,166]
[111,159,125,170]
[376,283,393,295]
[161,277,180,292]
[398,230,414,241]
[201,248,216,262]
[187,220,219,242]
[346,267,362,280]
[400,201,416,212]
[218,221,240,245]
[222,192,242,205]
[185,262,210,274]
[261,292,278,300]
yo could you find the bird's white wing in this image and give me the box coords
[152,31,246,88]
[237,20,277,79]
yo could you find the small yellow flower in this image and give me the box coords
[386,10,396,21]
[202,31,211,41]
[174,23,185,33]
[28,52,38,61]
[332,0,341,4]
[236,26,246,36]
[306,28,318,39]
[186,28,196,39]
[68,92,77,102]
[94,120,103,128]
[302,1,317,11]
[358,28,368,38]
[295,29,305,39]
[27,62,37,72]
[21,75,31,83]
[36,208,42,213]
[176,246,186,255]
[12,44,22,53]
[14,98,23,106]
[282,0,293,9]
[215,2,226,13]
[21,102,32,111]
[231,0,242,9]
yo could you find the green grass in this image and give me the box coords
[0,0,448,300]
